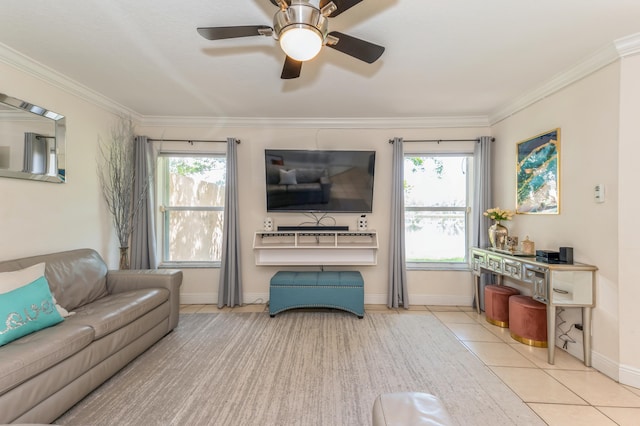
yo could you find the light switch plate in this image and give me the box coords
[595,184,605,203]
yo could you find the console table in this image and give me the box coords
[252,230,378,266]
[470,247,597,366]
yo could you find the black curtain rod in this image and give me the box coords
[389,138,495,144]
[146,138,240,145]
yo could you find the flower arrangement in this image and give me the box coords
[483,207,514,222]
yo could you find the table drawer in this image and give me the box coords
[523,264,549,303]
[471,250,487,273]
[487,255,503,273]
[502,258,522,280]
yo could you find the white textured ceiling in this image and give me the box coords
[1,0,640,120]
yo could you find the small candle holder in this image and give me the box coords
[522,236,535,255]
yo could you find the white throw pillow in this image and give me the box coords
[279,168,297,185]
[0,262,72,317]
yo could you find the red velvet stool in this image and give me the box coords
[509,295,548,347]
[484,285,520,328]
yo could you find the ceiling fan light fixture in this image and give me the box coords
[274,2,328,62]
[279,25,323,61]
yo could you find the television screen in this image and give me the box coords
[265,149,375,213]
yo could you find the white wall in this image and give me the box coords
[0,61,120,266]
[618,53,640,388]
[491,62,622,378]
[136,124,489,306]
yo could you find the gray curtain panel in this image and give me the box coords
[218,137,243,308]
[472,136,494,310]
[22,132,47,174]
[388,137,409,309]
[130,135,158,269]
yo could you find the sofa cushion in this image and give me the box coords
[286,182,322,192]
[65,288,169,339]
[295,168,326,183]
[0,319,93,394]
[0,262,70,318]
[44,250,109,311]
[0,276,64,347]
[0,249,109,312]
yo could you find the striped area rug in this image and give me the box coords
[57,312,544,425]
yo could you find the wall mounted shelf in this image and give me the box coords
[253,230,378,266]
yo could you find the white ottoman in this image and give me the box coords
[372,392,452,426]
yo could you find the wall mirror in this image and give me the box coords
[0,93,66,183]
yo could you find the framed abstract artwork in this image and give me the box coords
[516,128,560,214]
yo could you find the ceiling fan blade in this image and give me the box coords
[197,25,272,40]
[326,31,384,63]
[320,0,363,17]
[281,56,302,79]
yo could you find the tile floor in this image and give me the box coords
[180,303,640,425]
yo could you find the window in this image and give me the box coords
[157,154,226,267]
[404,154,473,269]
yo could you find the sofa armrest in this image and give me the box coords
[106,269,183,332]
[320,176,332,201]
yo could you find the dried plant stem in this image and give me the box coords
[97,117,147,250]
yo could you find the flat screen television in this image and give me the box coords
[265,149,375,213]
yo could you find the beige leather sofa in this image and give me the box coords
[372,392,453,425]
[0,249,182,424]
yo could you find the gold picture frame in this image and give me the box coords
[516,129,560,214]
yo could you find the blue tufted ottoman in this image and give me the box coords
[269,271,364,318]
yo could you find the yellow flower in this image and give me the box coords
[483,207,514,221]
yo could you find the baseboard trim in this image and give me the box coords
[180,292,217,305]
[363,294,472,306]
[181,292,473,308]
[619,363,640,388]
[180,292,270,305]
[591,350,620,382]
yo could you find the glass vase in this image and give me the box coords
[119,246,130,270]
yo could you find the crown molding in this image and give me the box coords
[615,32,640,57]
[0,42,139,119]
[1,42,488,129]
[138,114,490,129]
[489,32,640,125]
[6,30,639,131]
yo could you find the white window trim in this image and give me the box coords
[156,152,226,268]
[404,152,474,271]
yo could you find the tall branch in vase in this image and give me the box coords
[96,117,148,269]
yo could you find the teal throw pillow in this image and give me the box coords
[0,276,64,346]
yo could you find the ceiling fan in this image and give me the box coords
[197,0,385,79]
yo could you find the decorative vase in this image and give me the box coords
[488,221,509,249]
[119,246,130,270]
